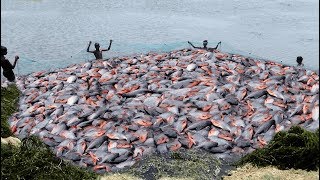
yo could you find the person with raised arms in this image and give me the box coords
[87,40,113,60]
[188,40,221,52]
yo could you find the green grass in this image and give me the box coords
[1,84,20,137]
[237,126,319,171]
[1,85,97,180]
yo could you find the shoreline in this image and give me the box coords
[10,47,319,79]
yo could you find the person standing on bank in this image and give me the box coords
[1,46,19,82]
[87,40,113,60]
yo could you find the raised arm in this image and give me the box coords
[214,41,221,49]
[187,41,200,48]
[102,40,113,51]
[87,41,94,53]
[12,56,19,69]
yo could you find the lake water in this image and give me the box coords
[1,0,319,75]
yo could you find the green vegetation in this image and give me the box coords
[1,136,97,180]
[237,126,319,171]
[1,85,97,180]
[1,84,19,137]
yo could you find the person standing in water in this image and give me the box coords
[87,40,113,59]
[188,40,221,52]
[1,46,19,82]
[296,56,304,66]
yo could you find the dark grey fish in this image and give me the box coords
[115,160,136,169]
[51,122,67,135]
[273,111,284,124]
[235,138,251,148]
[196,140,218,150]
[162,128,178,138]
[246,90,267,99]
[64,151,81,161]
[109,148,131,156]
[156,143,168,154]
[67,117,83,127]
[225,94,239,105]
[100,153,119,163]
[289,104,303,117]
[87,136,107,149]
[18,124,32,139]
[170,79,193,89]
[75,139,87,155]
[50,105,64,118]
[112,152,131,163]
[144,138,156,147]
[144,106,162,116]
[254,120,275,137]
[186,120,211,131]
[42,138,59,147]
[88,107,106,120]
[76,120,94,128]
[122,89,154,98]
[207,136,232,147]
[270,75,285,81]
[30,119,49,134]
[81,156,96,166]
[52,135,66,143]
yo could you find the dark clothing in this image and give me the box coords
[1,58,16,82]
[92,50,103,59]
[3,70,15,82]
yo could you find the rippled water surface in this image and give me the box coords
[1,0,319,75]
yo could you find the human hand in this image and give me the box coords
[15,56,19,61]
[89,41,92,44]
[110,40,113,43]
[188,41,191,44]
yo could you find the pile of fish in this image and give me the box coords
[9,48,319,173]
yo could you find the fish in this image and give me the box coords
[246,90,267,99]
[87,107,106,120]
[156,143,168,154]
[67,96,79,105]
[106,133,128,141]
[59,130,77,140]
[173,118,188,133]
[187,64,197,71]
[115,160,136,169]
[100,153,119,163]
[67,75,77,83]
[289,104,303,117]
[51,122,67,135]
[87,136,106,149]
[254,120,275,137]
[312,106,319,121]
[186,120,211,131]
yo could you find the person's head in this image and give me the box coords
[94,43,100,50]
[296,56,303,65]
[1,46,8,55]
[203,40,208,48]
